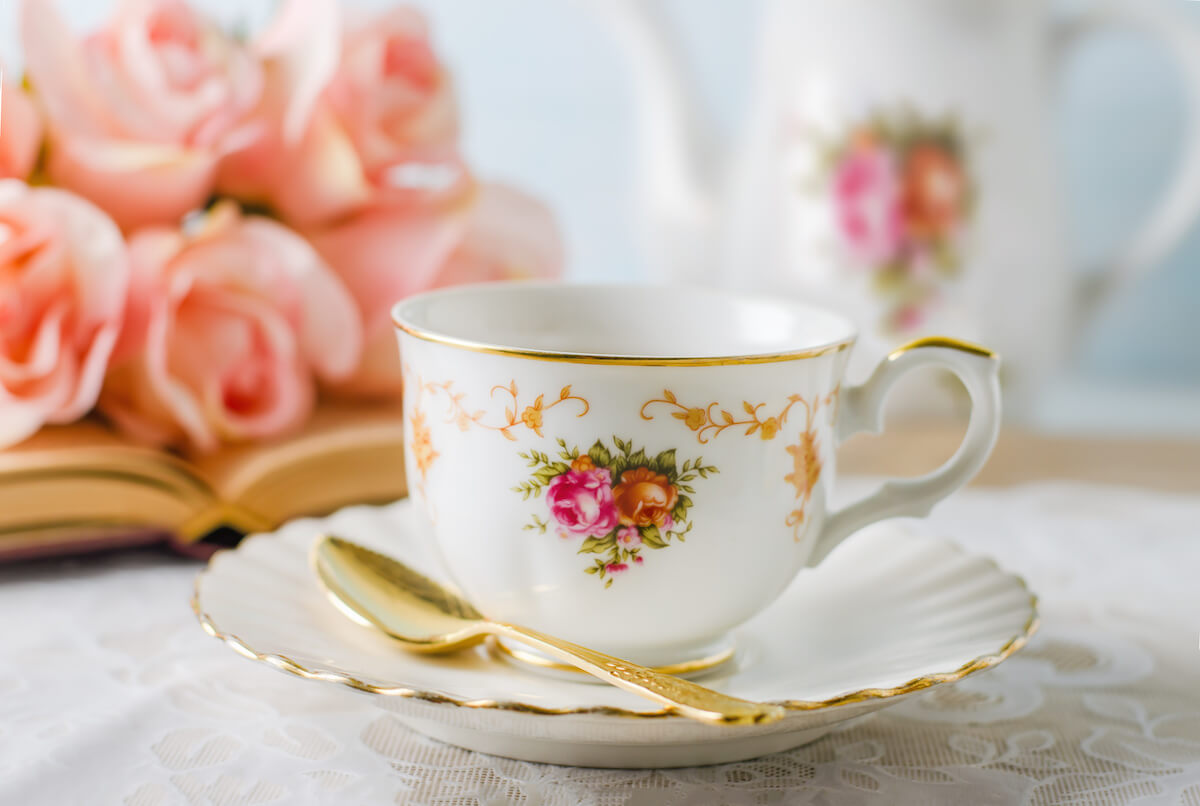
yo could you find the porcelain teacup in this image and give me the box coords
[393,283,1000,669]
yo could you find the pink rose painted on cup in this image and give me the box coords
[20,0,262,231]
[218,4,464,227]
[833,139,902,266]
[545,467,619,539]
[0,80,43,180]
[0,181,129,448]
[100,204,361,452]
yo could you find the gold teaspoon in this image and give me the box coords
[312,535,785,727]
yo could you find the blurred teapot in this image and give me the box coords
[594,0,1200,417]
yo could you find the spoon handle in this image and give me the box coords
[488,623,785,726]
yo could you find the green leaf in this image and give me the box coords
[533,467,561,486]
[678,484,694,494]
[640,526,668,549]
[579,535,615,555]
[584,566,598,574]
[605,578,613,588]
[626,448,649,469]
[588,440,613,468]
[652,449,676,474]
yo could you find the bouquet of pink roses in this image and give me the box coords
[0,0,561,452]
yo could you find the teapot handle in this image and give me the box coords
[1052,1,1200,319]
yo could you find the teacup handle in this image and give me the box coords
[808,337,1002,566]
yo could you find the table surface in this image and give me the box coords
[839,424,1200,494]
[2,478,1197,805]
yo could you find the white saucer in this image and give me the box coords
[193,500,1038,768]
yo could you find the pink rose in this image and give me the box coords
[20,0,262,231]
[834,140,903,265]
[218,4,464,228]
[99,204,361,452]
[328,7,460,190]
[0,181,129,448]
[309,182,563,398]
[605,563,629,575]
[546,467,619,539]
[0,80,43,180]
[432,183,566,288]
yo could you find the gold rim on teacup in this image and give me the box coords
[392,282,857,366]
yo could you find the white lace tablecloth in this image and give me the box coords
[2,481,1198,805]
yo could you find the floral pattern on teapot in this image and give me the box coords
[816,107,976,333]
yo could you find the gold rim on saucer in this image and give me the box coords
[192,535,1039,720]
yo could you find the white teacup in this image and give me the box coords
[393,284,1000,669]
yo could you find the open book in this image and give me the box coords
[0,402,407,562]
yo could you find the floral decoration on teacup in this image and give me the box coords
[516,437,718,587]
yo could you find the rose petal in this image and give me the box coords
[0,392,52,447]
[0,82,44,180]
[434,182,564,287]
[45,131,216,231]
[237,217,363,381]
[308,199,467,338]
[20,0,113,136]
[256,0,341,143]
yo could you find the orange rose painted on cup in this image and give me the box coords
[613,468,679,529]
